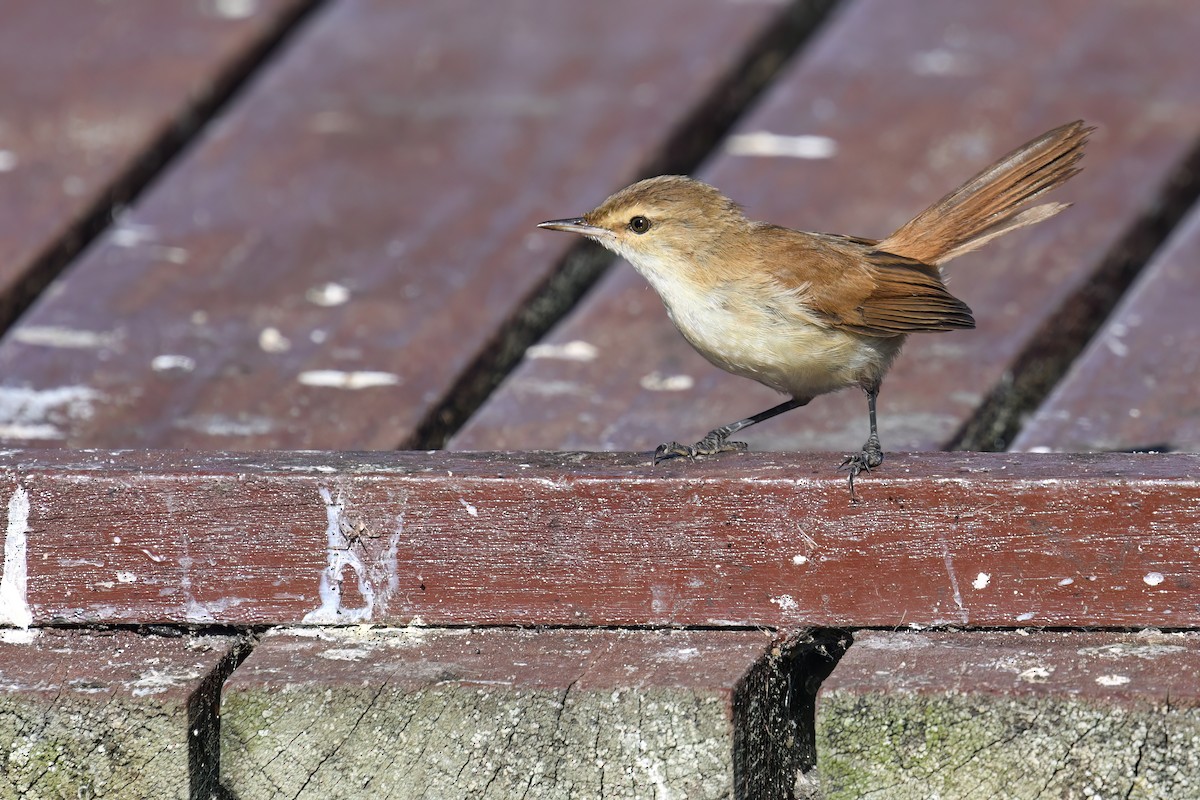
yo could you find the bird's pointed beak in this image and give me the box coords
[537,217,611,238]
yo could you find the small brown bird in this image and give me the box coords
[538,121,1091,494]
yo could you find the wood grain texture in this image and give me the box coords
[221,627,831,799]
[1013,204,1200,453]
[453,0,1200,454]
[823,631,1200,703]
[0,0,307,319]
[817,630,1200,798]
[0,629,243,798]
[0,450,1197,628]
[0,0,790,449]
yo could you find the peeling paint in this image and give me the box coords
[130,667,202,697]
[306,282,351,306]
[526,340,598,362]
[13,326,120,349]
[771,594,799,612]
[726,131,838,159]
[639,371,694,392]
[259,327,291,353]
[1095,674,1131,687]
[298,370,401,389]
[0,385,101,440]
[151,354,196,373]
[174,414,274,437]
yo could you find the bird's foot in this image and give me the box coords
[654,429,747,464]
[840,436,883,500]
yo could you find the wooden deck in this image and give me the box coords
[0,1,1198,798]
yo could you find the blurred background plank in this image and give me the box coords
[452,0,1200,457]
[0,0,821,449]
[1013,203,1200,453]
[0,0,313,325]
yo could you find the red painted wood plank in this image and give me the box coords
[0,629,243,797]
[453,0,1200,456]
[0,0,308,322]
[0,450,1197,628]
[1013,204,1200,453]
[0,0,796,449]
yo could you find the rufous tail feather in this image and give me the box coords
[880,120,1093,266]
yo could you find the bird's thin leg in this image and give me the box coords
[654,398,809,463]
[841,385,884,498]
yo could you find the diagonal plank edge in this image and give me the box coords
[0,450,1196,629]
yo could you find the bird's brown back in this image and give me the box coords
[753,225,975,338]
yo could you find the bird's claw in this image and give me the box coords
[840,439,883,500]
[653,433,747,464]
[654,442,695,463]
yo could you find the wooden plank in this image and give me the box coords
[0,629,245,798]
[0,0,310,325]
[452,0,1200,456]
[0,450,1198,628]
[1013,204,1200,453]
[0,0,801,450]
[221,627,838,799]
[817,630,1200,797]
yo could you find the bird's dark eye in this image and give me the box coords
[628,215,652,234]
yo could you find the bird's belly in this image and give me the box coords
[670,303,899,399]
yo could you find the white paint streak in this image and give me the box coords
[0,385,101,440]
[306,282,351,307]
[174,414,274,437]
[0,487,32,629]
[1143,571,1165,587]
[213,0,259,19]
[258,327,291,353]
[526,340,598,362]
[151,354,196,373]
[639,371,694,392]
[1058,577,1075,587]
[1096,674,1131,687]
[298,370,401,389]
[972,572,991,590]
[1016,612,1036,622]
[303,486,402,624]
[13,326,119,349]
[940,538,967,623]
[111,222,158,248]
[726,131,837,159]
[0,424,63,440]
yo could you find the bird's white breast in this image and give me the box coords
[619,248,899,399]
